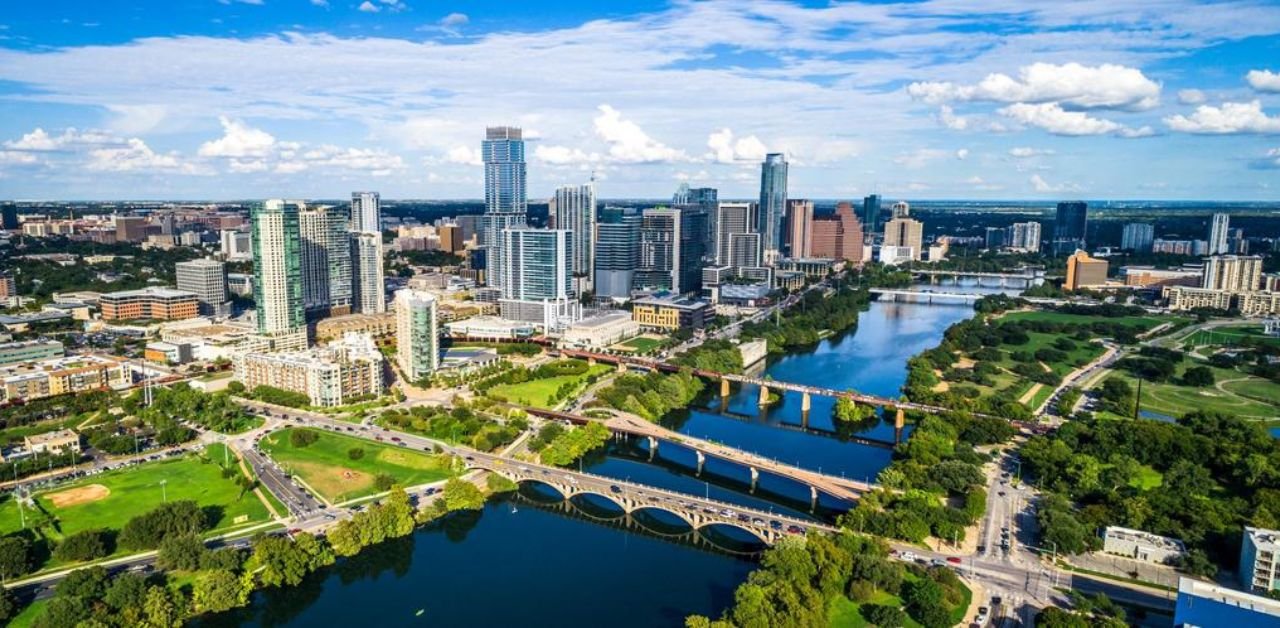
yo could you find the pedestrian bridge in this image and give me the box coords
[869,288,983,303]
[464,452,837,545]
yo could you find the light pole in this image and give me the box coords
[160,479,168,503]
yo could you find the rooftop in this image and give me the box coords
[1178,577,1280,618]
[1246,527,1280,552]
[1104,526,1186,551]
[101,287,198,300]
[26,429,80,445]
[569,311,634,329]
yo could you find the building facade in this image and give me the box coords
[631,296,710,331]
[810,202,864,263]
[500,229,573,301]
[351,191,381,234]
[1242,527,1280,593]
[299,205,353,317]
[635,208,682,292]
[481,126,529,295]
[1163,286,1234,311]
[715,202,758,267]
[861,194,881,235]
[757,153,788,261]
[251,200,305,337]
[236,332,384,407]
[1121,223,1155,252]
[351,231,386,314]
[0,354,129,403]
[551,183,596,283]
[882,216,924,262]
[1203,255,1263,293]
[1065,250,1108,290]
[1053,201,1088,255]
[175,259,228,318]
[594,207,640,300]
[100,287,200,321]
[394,289,439,382]
[785,199,813,258]
[1209,212,1231,256]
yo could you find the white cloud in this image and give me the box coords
[229,159,269,173]
[310,0,329,6]
[675,170,711,182]
[86,138,206,174]
[955,148,969,160]
[999,103,1139,136]
[5,127,121,151]
[445,145,482,166]
[593,105,688,163]
[534,145,598,166]
[1246,69,1280,93]
[198,117,276,158]
[908,62,1161,110]
[1177,89,1206,105]
[1030,174,1080,193]
[1164,100,1280,134]
[1008,147,1054,158]
[966,176,1003,191]
[937,105,968,130]
[1251,148,1280,169]
[893,148,950,169]
[358,1,380,13]
[705,128,767,163]
[440,13,468,27]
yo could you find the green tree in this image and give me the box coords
[193,568,249,613]
[442,478,486,511]
[142,585,184,628]
[862,604,907,627]
[290,429,319,448]
[119,500,208,550]
[348,447,365,460]
[0,587,16,624]
[1182,366,1215,387]
[0,536,32,580]
[374,473,396,491]
[53,529,111,563]
[157,534,207,571]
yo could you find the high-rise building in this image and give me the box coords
[635,208,683,292]
[220,229,252,260]
[785,199,813,258]
[1009,222,1042,252]
[350,192,381,234]
[437,223,464,253]
[251,200,305,337]
[300,205,353,317]
[1,203,17,231]
[714,202,758,266]
[1053,201,1088,255]
[552,182,596,282]
[1208,213,1231,256]
[175,259,228,317]
[758,153,788,261]
[1121,223,1155,252]
[481,127,529,294]
[861,195,881,236]
[351,231,386,313]
[728,233,762,269]
[882,215,924,261]
[1202,255,1263,293]
[499,229,573,301]
[678,207,708,293]
[1228,228,1248,255]
[891,201,910,219]
[1065,250,1108,290]
[810,202,864,263]
[394,289,439,382]
[594,207,640,300]
[985,227,1007,250]
[115,216,148,243]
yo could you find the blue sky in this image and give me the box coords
[1,0,1279,200]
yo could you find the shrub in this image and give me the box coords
[290,429,319,448]
[374,473,396,491]
[348,447,366,460]
[52,529,110,563]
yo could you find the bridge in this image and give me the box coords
[520,405,879,503]
[869,288,983,304]
[912,268,1044,288]
[463,449,837,545]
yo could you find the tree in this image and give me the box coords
[34,597,91,628]
[57,565,110,600]
[104,572,149,614]
[290,429,319,448]
[158,534,207,571]
[119,500,208,550]
[374,473,396,491]
[193,568,249,613]
[142,585,185,628]
[0,587,15,623]
[1182,366,1215,387]
[348,447,365,460]
[53,529,110,563]
[0,536,32,580]
[862,604,907,627]
[442,478,486,511]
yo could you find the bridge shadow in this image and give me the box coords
[514,485,767,558]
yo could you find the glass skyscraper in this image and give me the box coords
[758,153,788,261]
[394,289,439,381]
[552,182,596,282]
[861,194,881,235]
[350,191,380,233]
[251,200,305,336]
[1053,201,1088,255]
[594,207,640,300]
[300,205,353,317]
[500,228,573,301]
[481,127,528,294]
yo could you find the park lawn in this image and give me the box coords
[1001,310,1166,331]
[1130,464,1164,490]
[0,414,90,447]
[612,335,665,353]
[0,452,271,539]
[8,599,47,628]
[258,427,455,503]
[1098,364,1280,420]
[1186,325,1280,349]
[487,363,612,409]
[828,590,922,628]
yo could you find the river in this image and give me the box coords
[218,282,1003,627]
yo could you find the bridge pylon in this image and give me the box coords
[720,377,731,397]
[894,408,905,429]
[757,384,770,406]
[696,451,705,475]
[801,392,811,412]
[750,467,759,493]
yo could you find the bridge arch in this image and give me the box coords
[693,520,772,545]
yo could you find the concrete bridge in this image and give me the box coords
[464,450,837,545]
[869,288,984,304]
[912,268,1043,288]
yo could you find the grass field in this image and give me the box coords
[1184,325,1280,349]
[829,590,922,628]
[487,363,612,409]
[1095,364,1280,420]
[610,335,665,353]
[8,599,46,628]
[258,427,455,503]
[0,451,271,539]
[1001,310,1167,331]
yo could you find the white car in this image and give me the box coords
[899,551,917,562]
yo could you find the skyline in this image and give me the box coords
[0,1,1278,200]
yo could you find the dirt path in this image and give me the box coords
[1017,383,1043,406]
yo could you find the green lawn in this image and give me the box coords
[612,335,665,353]
[8,599,47,628]
[1130,464,1164,490]
[829,590,922,628]
[1097,364,1280,420]
[1186,325,1280,349]
[258,427,455,503]
[0,451,271,539]
[1001,310,1167,331]
[487,363,612,409]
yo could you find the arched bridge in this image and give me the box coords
[868,288,983,303]
[463,450,837,545]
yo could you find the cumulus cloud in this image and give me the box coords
[87,138,207,174]
[1250,148,1280,169]
[5,127,121,151]
[592,105,688,163]
[705,128,767,163]
[198,117,275,158]
[1177,89,1207,104]
[908,62,1161,110]
[1030,174,1080,193]
[444,145,482,166]
[1164,100,1280,134]
[937,105,968,130]
[893,148,951,169]
[358,1,380,13]
[534,145,599,166]
[1246,69,1280,93]
[1008,147,1054,158]
[999,103,1149,137]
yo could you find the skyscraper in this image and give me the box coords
[714,202,758,266]
[1202,255,1263,293]
[891,201,910,219]
[394,289,439,381]
[175,259,228,317]
[499,229,573,302]
[1053,201,1088,255]
[635,208,682,292]
[882,214,924,261]
[861,194,882,235]
[1009,222,1042,252]
[594,207,640,300]
[552,182,596,283]
[785,199,813,258]
[810,202,864,263]
[351,192,381,234]
[1209,213,1231,255]
[351,231,386,313]
[1,203,17,231]
[300,205,353,317]
[251,200,305,338]
[1121,223,1155,252]
[758,153,788,262]
[481,127,528,294]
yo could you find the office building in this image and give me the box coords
[1175,577,1280,627]
[882,214,924,262]
[635,209,681,292]
[715,202,758,266]
[1239,292,1280,317]
[785,199,813,258]
[552,182,596,282]
[677,186,719,242]
[351,191,381,234]
[0,340,64,366]
[594,207,640,300]
[1121,223,1155,252]
[1164,286,1234,311]
[1153,239,1210,256]
[1,203,17,230]
[1203,255,1263,293]
[560,312,641,349]
[810,202,864,263]
[985,227,1006,250]
[1009,222,1042,252]
[481,127,529,294]
[632,295,710,331]
[891,201,910,219]
[115,216,148,243]
[728,233,762,269]
[861,194,881,235]
[499,229,573,301]
[99,287,199,321]
[1122,266,1203,288]
[1228,228,1248,255]
[220,229,252,260]
[252,200,305,339]
[175,259,228,317]
[351,231,386,314]
[299,206,353,317]
[1053,201,1088,254]
[394,289,439,381]
[1209,212,1231,255]
[758,153,788,261]
[1101,526,1186,564]
[1065,250,1109,290]
[0,274,15,301]
[236,332,384,407]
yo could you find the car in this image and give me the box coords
[609,485,621,494]
[931,558,948,567]
[770,520,783,530]
[390,436,401,442]
[786,525,803,534]
[900,551,917,562]
[947,556,962,564]
[998,491,1006,496]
